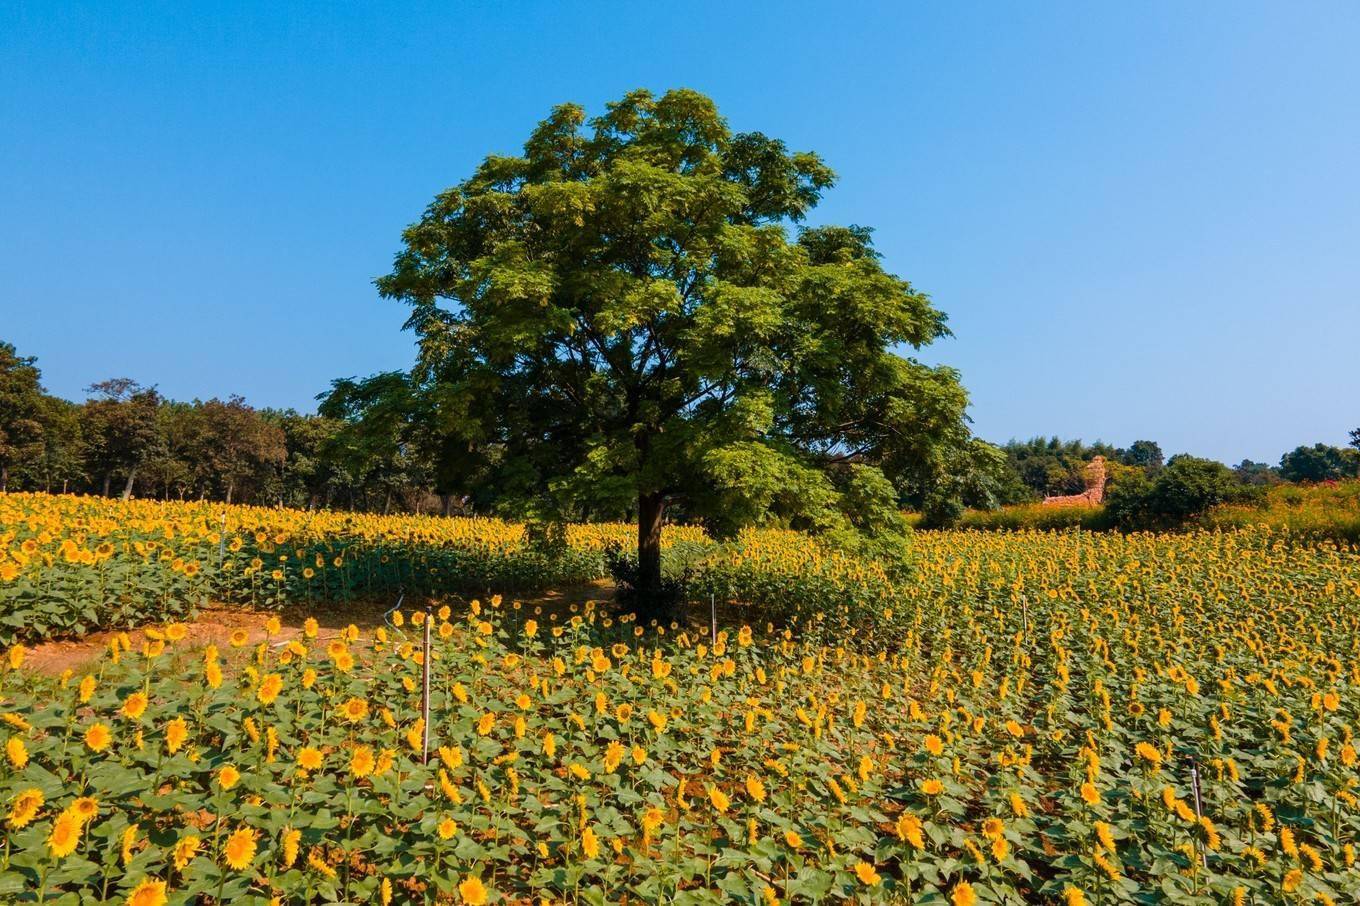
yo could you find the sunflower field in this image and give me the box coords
[1,519,1360,903]
[0,494,905,647]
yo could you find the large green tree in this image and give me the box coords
[81,378,163,499]
[0,341,46,492]
[378,89,974,614]
[1279,442,1360,483]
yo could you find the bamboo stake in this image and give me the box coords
[421,602,432,765]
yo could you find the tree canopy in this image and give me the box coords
[1279,442,1360,483]
[0,341,45,492]
[377,88,977,611]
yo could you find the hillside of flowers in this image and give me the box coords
[2,522,1359,902]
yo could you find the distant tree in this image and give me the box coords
[17,396,84,493]
[1279,443,1360,483]
[377,89,972,614]
[0,341,47,492]
[1106,455,1242,529]
[1349,427,1359,451]
[82,379,163,498]
[192,397,287,503]
[1232,459,1281,487]
[908,438,1019,526]
[265,410,346,509]
[986,455,1038,507]
[1002,437,1118,497]
[143,401,196,499]
[319,373,435,514]
[1120,439,1164,473]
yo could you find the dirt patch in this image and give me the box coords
[21,580,620,677]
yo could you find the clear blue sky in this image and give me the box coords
[3,2,1357,465]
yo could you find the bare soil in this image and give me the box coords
[22,579,619,676]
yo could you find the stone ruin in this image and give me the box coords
[1042,455,1107,507]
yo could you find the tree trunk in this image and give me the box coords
[103,473,112,497]
[121,466,137,500]
[635,491,667,622]
[225,480,234,505]
[0,464,7,493]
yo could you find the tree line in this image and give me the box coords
[6,334,1354,526]
[993,434,1360,505]
[0,341,447,513]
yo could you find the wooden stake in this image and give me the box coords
[421,603,432,765]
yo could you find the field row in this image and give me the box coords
[0,493,899,645]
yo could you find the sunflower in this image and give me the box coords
[257,673,284,705]
[7,788,43,829]
[69,796,99,824]
[121,691,148,721]
[121,824,139,864]
[222,827,257,870]
[349,745,375,778]
[896,812,925,848]
[125,877,168,906]
[280,827,301,868]
[307,852,337,877]
[216,765,241,791]
[581,825,600,859]
[1135,742,1162,766]
[853,862,881,886]
[48,810,83,858]
[163,717,189,755]
[297,747,323,772]
[458,875,488,906]
[339,697,369,722]
[744,775,767,803]
[172,834,201,870]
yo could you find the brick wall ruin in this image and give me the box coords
[1041,455,1107,507]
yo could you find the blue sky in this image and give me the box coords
[2,1,1357,465]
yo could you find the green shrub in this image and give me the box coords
[1104,456,1251,530]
